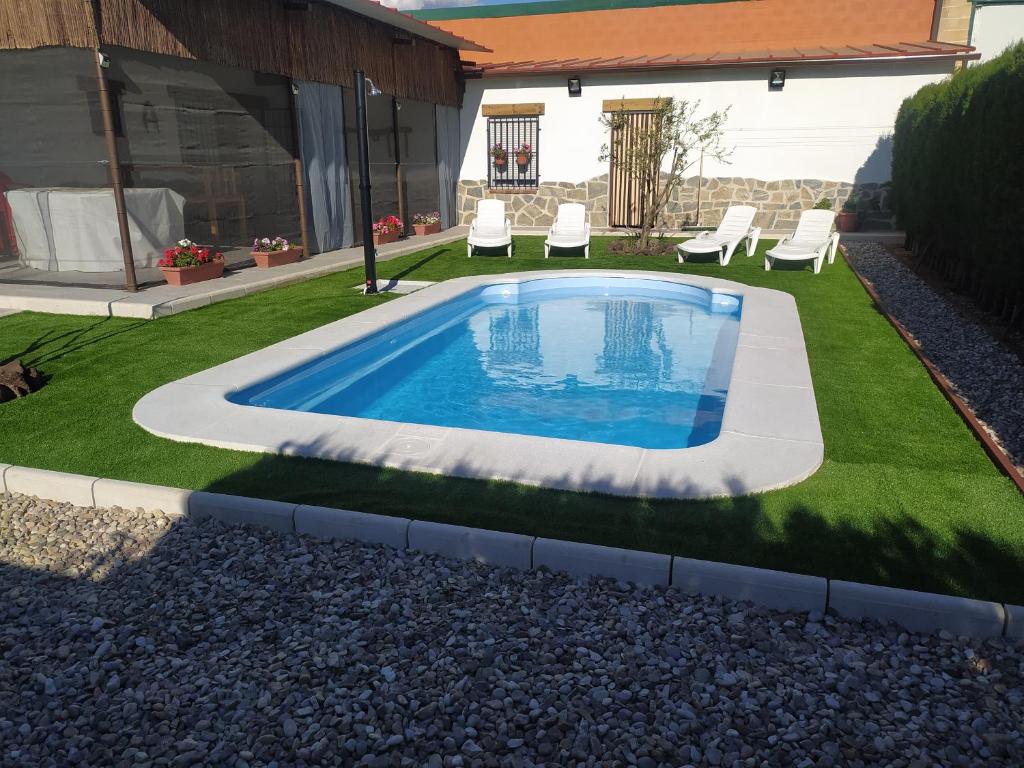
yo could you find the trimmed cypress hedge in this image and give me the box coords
[892,43,1024,326]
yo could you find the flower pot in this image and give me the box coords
[413,222,441,236]
[159,257,224,287]
[252,246,302,269]
[493,158,507,172]
[836,211,859,232]
[373,230,400,246]
[516,153,530,169]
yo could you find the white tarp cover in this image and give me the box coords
[6,187,185,272]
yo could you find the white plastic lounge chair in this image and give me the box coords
[544,203,591,259]
[764,210,841,274]
[676,205,760,267]
[467,199,512,258]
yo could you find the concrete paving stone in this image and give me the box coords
[188,491,296,534]
[722,377,823,444]
[1004,604,1024,641]
[732,342,814,389]
[92,478,192,517]
[295,504,409,549]
[3,466,96,507]
[829,580,1006,639]
[672,556,827,613]
[534,538,671,586]
[408,520,533,570]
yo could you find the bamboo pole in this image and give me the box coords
[88,0,138,292]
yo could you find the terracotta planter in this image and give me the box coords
[413,222,441,236]
[836,211,859,232]
[493,158,507,172]
[252,246,302,269]
[373,230,400,246]
[516,153,530,168]
[160,257,224,287]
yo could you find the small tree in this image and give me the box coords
[600,98,730,249]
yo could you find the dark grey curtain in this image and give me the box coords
[296,80,353,253]
[435,105,461,229]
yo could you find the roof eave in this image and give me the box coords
[470,48,980,77]
[321,0,491,52]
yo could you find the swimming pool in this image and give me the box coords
[134,271,823,498]
[231,277,741,450]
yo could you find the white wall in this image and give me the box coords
[970,2,1024,61]
[459,60,954,185]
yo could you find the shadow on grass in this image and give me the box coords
[388,248,448,281]
[1,317,148,368]
[199,446,1024,605]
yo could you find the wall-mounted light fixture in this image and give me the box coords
[365,78,382,97]
[567,77,582,97]
[768,69,786,91]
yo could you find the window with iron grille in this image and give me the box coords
[487,116,539,190]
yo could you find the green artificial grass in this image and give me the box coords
[2,237,1022,602]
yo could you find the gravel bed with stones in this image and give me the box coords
[2,494,1023,768]
[844,241,1024,469]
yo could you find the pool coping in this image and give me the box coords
[132,270,824,499]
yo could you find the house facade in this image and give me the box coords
[417,0,981,231]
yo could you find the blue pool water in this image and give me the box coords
[233,277,742,449]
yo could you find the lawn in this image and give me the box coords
[1,236,1022,602]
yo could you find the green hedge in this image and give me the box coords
[892,42,1024,323]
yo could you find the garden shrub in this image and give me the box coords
[891,42,1024,325]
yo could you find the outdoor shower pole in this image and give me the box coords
[89,0,138,292]
[354,70,378,295]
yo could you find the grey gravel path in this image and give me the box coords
[2,494,1023,768]
[844,242,1024,468]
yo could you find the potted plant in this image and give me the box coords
[836,193,860,232]
[515,142,532,171]
[412,211,441,236]
[491,142,508,172]
[251,236,302,269]
[372,215,403,246]
[812,198,833,211]
[158,239,224,286]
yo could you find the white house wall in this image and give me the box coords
[456,60,954,229]
[970,2,1024,62]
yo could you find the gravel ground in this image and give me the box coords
[844,242,1024,469]
[2,495,1023,768]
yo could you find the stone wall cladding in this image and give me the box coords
[458,176,891,231]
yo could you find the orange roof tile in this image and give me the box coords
[429,0,973,74]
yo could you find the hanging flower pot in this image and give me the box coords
[490,142,508,173]
[494,157,507,172]
[515,143,532,171]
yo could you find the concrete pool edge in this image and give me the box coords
[133,270,824,499]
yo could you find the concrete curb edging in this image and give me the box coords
[534,538,672,587]
[0,463,1018,642]
[672,557,827,614]
[829,580,1007,639]
[409,520,533,570]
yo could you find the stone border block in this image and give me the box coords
[672,557,826,613]
[296,505,410,549]
[534,538,671,586]
[1005,604,1023,641]
[408,520,533,570]
[189,491,296,534]
[3,466,96,508]
[93,478,192,517]
[829,580,1006,638]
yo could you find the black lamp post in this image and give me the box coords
[354,70,378,294]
